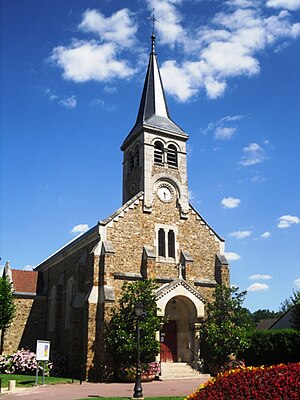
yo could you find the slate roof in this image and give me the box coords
[121,35,187,150]
[256,318,277,330]
[11,269,39,293]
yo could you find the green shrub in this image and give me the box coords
[239,329,300,366]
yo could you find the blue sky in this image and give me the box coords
[1,0,300,312]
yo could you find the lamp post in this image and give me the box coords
[133,302,144,399]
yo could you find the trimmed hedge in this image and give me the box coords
[239,329,300,366]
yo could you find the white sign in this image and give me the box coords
[36,340,50,361]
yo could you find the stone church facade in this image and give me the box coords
[2,35,229,381]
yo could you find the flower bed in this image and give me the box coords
[0,349,52,376]
[186,363,300,400]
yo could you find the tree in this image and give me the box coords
[200,285,250,370]
[251,309,282,327]
[107,280,160,369]
[0,276,15,353]
[289,290,300,330]
[279,290,300,329]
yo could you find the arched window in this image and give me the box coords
[134,144,140,167]
[168,230,175,258]
[65,278,74,329]
[154,141,164,165]
[128,151,134,172]
[49,286,56,332]
[167,144,178,168]
[158,228,166,257]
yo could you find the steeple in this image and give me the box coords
[121,33,190,217]
[121,34,187,150]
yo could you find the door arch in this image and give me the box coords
[160,296,197,363]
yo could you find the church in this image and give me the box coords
[2,33,229,381]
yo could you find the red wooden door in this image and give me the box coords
[160,321,177,362]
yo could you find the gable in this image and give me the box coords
[156,279,206,318]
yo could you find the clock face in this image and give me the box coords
[157,183,175,202]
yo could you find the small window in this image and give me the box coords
[158,228,166,257]
[49,286,56,332]
[128,151,134,172]
[168,230,175,258]
[154,141,164,165]
[134,144,140,167]
[65,278,74,329]
[167,145,178,168]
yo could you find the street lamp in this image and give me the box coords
[132,302,144,399]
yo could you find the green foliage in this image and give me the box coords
[107,280,160,368]
[0,276,15,331]
[239,329,300,366]
[251,309,282,327]
[200,285,250,369]
[290,290,300,329]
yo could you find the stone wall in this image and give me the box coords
[2,296,46,355]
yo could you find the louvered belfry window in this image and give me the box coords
[167,144,178,167]
[154,141,164,165]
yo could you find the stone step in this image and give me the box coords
[160,362,210,380]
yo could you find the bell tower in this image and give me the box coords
[121,34,189,217]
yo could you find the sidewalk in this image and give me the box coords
[0,378,208,400]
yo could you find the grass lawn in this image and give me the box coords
[79,398,184,400]
[0,373,76,388]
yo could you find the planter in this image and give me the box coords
[119,373,155,383]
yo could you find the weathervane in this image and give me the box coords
[148,8,158,53]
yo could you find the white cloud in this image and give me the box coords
[159,2,300,100]
[248,274,272,280]
[261,231,271,238]
[277,214,300,228]
[51,41,136,83]
[294,277,300,288]
[266,0,300,11]
[22,265,33,271]
[239,142,266,166]
[40,87,77,108]
[79,8,137,48]
[50,3,300,101]
[215,126,236,140]
[51,8,138,83]
[0,265,3,277]
[221,197,241,208]
[202,115,242,139]
[225,251,241,260]
[229,230,252,239]
[188,190,195,201]
[148,0,185,48]
[247,282,269,291]
[58,95,77,109]
[160,60,199,102]
[70,224,90,235]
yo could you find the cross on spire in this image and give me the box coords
[148,8,158,54]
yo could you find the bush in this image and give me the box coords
[108,280,160,368]
[239,329,300,366]
[186,363,300,400]
[0,348,52,375]
[200,285,250,370]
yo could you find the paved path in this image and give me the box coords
[0,378,208,400]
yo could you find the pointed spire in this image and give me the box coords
[122,32,187,149]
